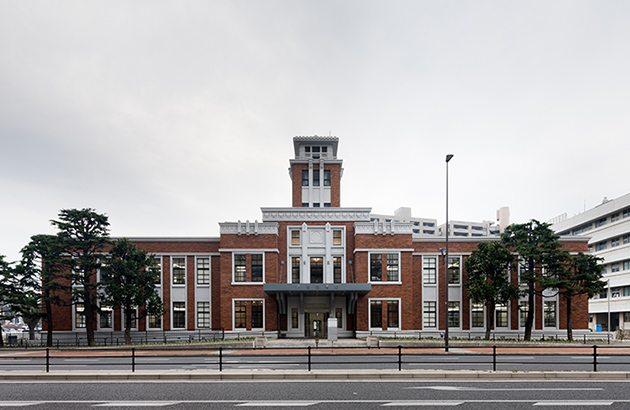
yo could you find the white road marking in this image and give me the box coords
[409,386,603,391]
[236,401,317,406]
[382,402,464,406]
[0,403,41,407]
[94,402,179,407]
[533,401,613,406]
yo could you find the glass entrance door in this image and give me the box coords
[304,312,328,338]
[310,257,323,283]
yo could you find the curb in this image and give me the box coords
[1,370,630,381]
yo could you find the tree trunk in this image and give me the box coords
[566,297,573,341]
[485,299,495,340]
[524,287,535,341]
[124,308,132,345]
[45,298,54,347]
[84,290,96,346]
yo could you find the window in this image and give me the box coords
[624,286,630,297]
[313,170,320,186]
[471,303,484,328]
[612,213,620,222]
[612,238,620,248]
[291,308,299,328]
[197,257,210,285]
[336,308,343,328]
[153,256,162,285]
[386,254,399,281]
[387,301,400,329]
[448,301,460,327]
[519,301,529,328]
[302,170,309,186]
[251,301,263,329]
[291,230,300,246]
[595,217,607,228]
[100,306,112,329]
[448,257,460,284]
[173,302,186,328]
[172,257,186,285]
[595,242,607,251]
[75,303,86,328]
[624,234,630,245]
[332,229,342,246]
[624,209,630,219]
[612,263,620,273]
[423,301,436,328]
[370,254,382,281]
[544,301,556,327]
[251,254,263,282]
[310,257,323,283]
[495,303,508,327]
[197,302,210,328]
[234,301,246,328]
[370,300,382,328]
[291,257,300,283]
[302,203,308,208]
[324,170,331,186]
[625,312,630,323]
[234,255,246,282]
[333,257,342,283]
[624,260,630,271]
[233,254,264,283]
[148,311,161,329]
[423,257,437,284]
[612,288,620,298]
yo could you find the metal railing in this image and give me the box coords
[1,344,628,373]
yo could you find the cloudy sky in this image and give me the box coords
[1,1,629,262]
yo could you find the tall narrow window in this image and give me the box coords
[423,257,437,284]
[423,301,436,328]
[471,303,484,328]
[172,257,186,285]
[148,311,162,329]
[234,255,246,282]
[197,257,210,285]
[332,229,342,246]
[448,257,460,284]
[370,254,382,281]
[291,257,300,283]
[173,302,186,328]
[323,170,331,186]
[291,230,300,246]
[251,301,263,328]
[519,301,529,328]
[310,257,323,283]
[387,300,399,328]
[234,301,246,328]
[153,256,162,285]
[100,306,112,329]
[291,308,299,329]
[251,254,263,282]
[387,254,399,281]
[370,300,382,328]
[197,302,210,328]
[448,301,460,327]
[75,303,86,328]
[313,170,320,186]
[333,257,342,283]
[544,301,556,327]
[495,303,508,327]
[336,308,343,328]
[302,170,309,186]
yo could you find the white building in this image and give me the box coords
[551,193,630,332]
[371,206,509,237]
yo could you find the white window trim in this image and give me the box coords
[368,251,402,284]
[422,300,438,329]
[422,255,439,286]
[368,297,401,331]
[232,298,265,331]
[447,255,462,286]
[196,301,211,329]
[470,301,485,329]
[172,301,187,329]
[195,255,211,287]
[171,256,187,287]
[543,298,558,329]
[494,302,509,329]
[231,252,266,285]
[447,300,462,330]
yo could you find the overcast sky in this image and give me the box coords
[1,1,629,262]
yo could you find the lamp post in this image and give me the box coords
[444,154,454,352]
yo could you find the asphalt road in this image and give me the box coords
[2,352,629,372]
[1,379,630,409]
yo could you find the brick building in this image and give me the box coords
[50,136,590,340]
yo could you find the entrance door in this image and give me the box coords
[305,312,328,338]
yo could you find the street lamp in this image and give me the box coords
[444,154,454,352]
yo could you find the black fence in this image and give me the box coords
[1,345,628,373]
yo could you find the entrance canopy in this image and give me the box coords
[263,283,371,315]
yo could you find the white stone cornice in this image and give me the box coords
[219,221,279,236]
[354,221,413,235]
[261,207,372,222]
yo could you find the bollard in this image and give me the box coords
[132,348,136,372]
[308,346,312,371]
[493,345,497,371]
[46,348,50,373]
[219,347,223,372]
[398,346,402,371]
[593,345,598,372]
